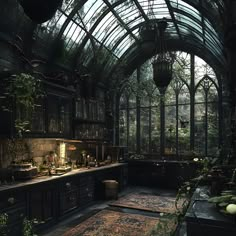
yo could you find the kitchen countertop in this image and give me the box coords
[0,162,127,193]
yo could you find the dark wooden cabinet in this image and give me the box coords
[0,81,74,138]
[0,163,127,234]
[59,177,80,216]
[128,160,200,189]
[0,190,27,236]
[30,98,46,134]
[79,175,95,207]
[28,184,56,228]
[74,97,107,141]
[46,93,72,138]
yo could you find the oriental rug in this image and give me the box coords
[109,192,186,214]
[62,209,177,236]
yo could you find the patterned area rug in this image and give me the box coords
[109,192,185,214]
[62,209,177,236]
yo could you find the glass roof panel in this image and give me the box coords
[93,13,120,42]
[204,17,223,43]
[92,11,118,40]
[113,0,138,22]
[174,13,202,33]
[170,0,201,21]
[177,23,203,43]
[151,2,171,19]
[104,26,125,49]
[81,0,107,27]
[34,0,225,74]
[114,29,138,57]
[114,3,141,26]
[125,16,143,29]
[40,11,67,38]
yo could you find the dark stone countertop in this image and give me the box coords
[185,186,236,229]
[0,163,127,193]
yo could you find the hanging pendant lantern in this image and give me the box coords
[152,57,173,88]
[18,0,63,23]
[139,23,156,55]
[152,18,174,92]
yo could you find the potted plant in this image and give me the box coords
[18,0,63,23]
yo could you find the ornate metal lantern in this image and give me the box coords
[152,18,174,92]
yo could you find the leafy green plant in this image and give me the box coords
[147,213,177,236]
[22,218,36,236]
[1,73,43,137]
[208,191,236,215]
[0,213,8,236]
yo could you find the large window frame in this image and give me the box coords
[117,53,222,158]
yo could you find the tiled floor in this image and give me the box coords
[40,186,187,236]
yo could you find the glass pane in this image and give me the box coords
[140,108,150,153]
[119,109,127,146]
[178,84,190,102]
[120,94,128,109]
[129,108,137,151]
[194,103,205,156]
[178,104,190,155]
[129,93,137,109]
[165,86,176,105]
[207,85,219,155]
[151,106,160,154]
[165,105,176,155]
[171,0,201,21]
[140,90,150,107]
[208,102,219,155]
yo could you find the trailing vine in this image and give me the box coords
[1,73,43,137]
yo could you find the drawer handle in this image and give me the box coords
[8,197,15,205]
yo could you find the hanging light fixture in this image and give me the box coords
[139,0,156,54]
[152,18,174,92]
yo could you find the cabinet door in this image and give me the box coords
[59,179,79,215]
[79,175,94,206]
[28,187,55,226]
[0,191,27,236]
[59,98,71,137]
[47,94,72,137]
[30,98,46,133]
[47,95,60,134]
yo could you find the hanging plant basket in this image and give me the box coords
[19,0,63,23]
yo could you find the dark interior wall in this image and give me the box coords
[0,139,58,168]
[0,0,37,72]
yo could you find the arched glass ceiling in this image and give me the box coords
[35,0,226,75]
